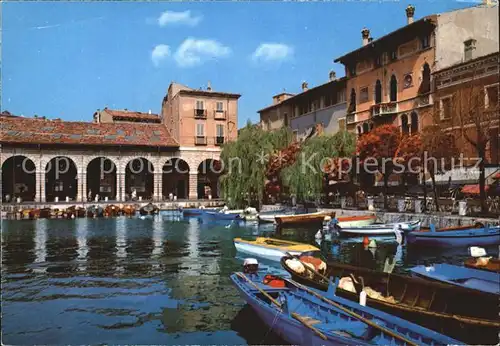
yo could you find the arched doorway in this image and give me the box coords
[2,156,36,202]
[401,114,409,134]
[390,75,398,102]
[197,159,222,199]
[411,112,419,134]
[162,158,190,199]
[45,156,78,202]
[375,80,382,104]
[125,158,154,201]
[87,157,117,201]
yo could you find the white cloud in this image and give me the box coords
[251,43,294,62]
[158,10,202,27]
[151,44,171,66]
[174,38,231,68]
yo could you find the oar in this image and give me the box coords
[236,273,327,340]
[287,278,419,346]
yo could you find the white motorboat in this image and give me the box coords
[338,220,421,236]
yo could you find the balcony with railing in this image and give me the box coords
[371,102,398,117]
[194,109,207,118]
[214,136,225,146]
[214,110,226,120]
[195,136,207,145]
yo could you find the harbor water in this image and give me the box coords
[1,212,491,344]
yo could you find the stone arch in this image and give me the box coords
[45,156,78,202]
[86,157,117,201]
[390,75,398,102]
[410,111,419,134]
[162,158,190,199]
[197,159,222,199]
[125,157,154,201]
[1,155,36,202]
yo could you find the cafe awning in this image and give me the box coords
[461,184,491,195]
[426,167,500,185]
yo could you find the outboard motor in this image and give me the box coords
[243,258,259,275]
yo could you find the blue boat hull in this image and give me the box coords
[231,273,459,346]
[410,263,500,295]
[407,226,500,247]
[181,208,208,216]
[205,211,241,220]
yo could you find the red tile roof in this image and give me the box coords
[103,109,161,122]
[0,115,178,147]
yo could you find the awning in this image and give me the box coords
[461,184,491,195]
[426,167,500,185]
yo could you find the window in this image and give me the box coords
[216,101,224,112]
[421,35,430,49]
[375,80,382,104]
[360,87,369,102]
[420,63,431,94]
[216,124,224,137]
[485,84,499,109]
[196,123,205,136]
[390,50,397,61]
[362,123,369,133]
[196,100,204,110]
[357,126,362,135]
[284,112,289,126]
[411,112,419,134]
[348,89,356,113]
[325,95,332,107]
[401,114,409,134]
[464,39,476,62]
[390,75,398,102]
[337,89,346,103]
[374,55,382,68]
[440,96,453,120]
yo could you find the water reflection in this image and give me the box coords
[34,219,48,272]
[76,218,89,272]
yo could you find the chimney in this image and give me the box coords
[329,71,337,81]
[207,81,212,91]
[368,37,373,43]
[148,109,152,114]
[361,28,370,46]
[406,5,415,25]
[301,81,308,92]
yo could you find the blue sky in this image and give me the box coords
[2,0,472,128]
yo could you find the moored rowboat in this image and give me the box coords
[409,263,500,295]
[275,212,335,226]
[336,215,377,227]
[338,220,421,236]
[233,237,320,262]
[280,256,500,345]
[407,224,500,247]
[231,272,459,346]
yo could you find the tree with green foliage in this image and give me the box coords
[281,131,356,206]
[219,121,292,209]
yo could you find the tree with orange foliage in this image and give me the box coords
[357,124,401,210]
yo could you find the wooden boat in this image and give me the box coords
[104,204,121,217]
[338,220,421,236]
[86,205,104,217]
[275,212,335,227]
[231,272,459,346]
[280,257,500,345]
[204,210,242,220]
[65,206,77,219]
[464,257,500,273]
[122,205,136,216]
[234,237,320,262]
[39,208,51,219]
[336,215,377,228]
[21,209,32,219]
[407,224,500,247]
[258,209,295,223]
[139,203,159,216]
[410,263,499,295]
[29,208,41,219]
[76,207,86,218]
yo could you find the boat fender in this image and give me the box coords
[359,290,367,306]
[338,277,356,293]
[286,259,306,275]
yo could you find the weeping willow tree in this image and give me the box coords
[220,121,292,208]
[281,130,356,205]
